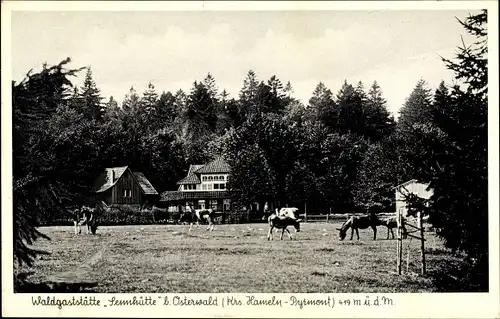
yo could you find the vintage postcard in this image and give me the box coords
[2,1,499,318]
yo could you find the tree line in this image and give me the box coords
[13,11,488,289]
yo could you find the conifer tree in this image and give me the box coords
[79,67,103,120]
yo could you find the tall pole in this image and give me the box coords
[304,202,308,222]
[418,210,426,275]
[397,209,403,275]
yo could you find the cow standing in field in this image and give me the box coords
[277,207,300,220]
[378,216,408,240]
[179,208,217,232]
[267,213,301,241]
[337,213,381,241]
[73,206,98,235]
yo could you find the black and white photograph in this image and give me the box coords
[2,1,499,318]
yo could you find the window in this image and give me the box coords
[122,189,131,197]
[202,176,207,181]
[184,185,188,190]
[220,176,224,180]
[202,184,207,190]
[208,176,213,181]
[220,183,226,189]
[214,184,220,190]
[210,200,218,210]
[208,184,213,190]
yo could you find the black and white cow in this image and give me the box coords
[179,208,217,232]
[267,213,301,241]
[73,206,98,235]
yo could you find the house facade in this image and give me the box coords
[160,158,232,213]
[394,179,433,216]
[92,166,159,205]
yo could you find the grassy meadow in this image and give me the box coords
[16,222,470,293]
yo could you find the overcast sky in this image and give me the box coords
[11,9,479,116]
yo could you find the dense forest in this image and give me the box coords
[13,11,488,288]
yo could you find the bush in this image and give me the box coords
[98,205,155,226]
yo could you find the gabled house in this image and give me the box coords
[160,157,232,212]
[92,166,159,205]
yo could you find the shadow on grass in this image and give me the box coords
[15,281,98,293]
[14,271,98,293]
[429,259,488,292]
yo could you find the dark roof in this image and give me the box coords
[177,173,201,185]
[133,172,158,195]
[93,166,158,195]
[195,157,231,174]
[190,164,204,174]
[160,190,232,202]
[93,166,128,193]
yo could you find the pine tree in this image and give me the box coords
[397,79,434,133]
[79,67,103,120]
[364,81,396,141]
[203,73,219,100]
[239,70,259,118]
[335,80,366,136]
[239,70,259,103]
[268,75,285,99]
[103,96,120,119]
[284,81,294,99]
[141,82,159,114]
[122,86,140,111]
[106,95,119,109]
[156,91,176,128]
[307,82,335,125]
[13,58,84,272]
[401,10,488,290]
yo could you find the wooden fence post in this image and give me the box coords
[418,210,426,275]
[304,203,308,222]
[397,209,403,275]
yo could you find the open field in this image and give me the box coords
[17,222,469,293]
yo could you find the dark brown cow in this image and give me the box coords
[337,214,381,241]
[267,213,301,241]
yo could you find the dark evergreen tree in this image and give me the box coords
[13,58,87,270]
[397,79,434,133]
[79,67,104,120]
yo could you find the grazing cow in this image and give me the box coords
[267,213,301,241]
[378,217,408,240]
[73,206,98,235]
[179,208,217,232]
[337,214,381,241]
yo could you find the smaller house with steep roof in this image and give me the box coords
[92,166,159,205]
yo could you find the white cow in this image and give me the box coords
[276,207,300,220]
